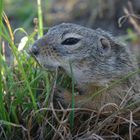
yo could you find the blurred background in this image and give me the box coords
[4,0,140,33]
[3,0,140,62]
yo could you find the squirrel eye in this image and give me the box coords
[61,38,80,45]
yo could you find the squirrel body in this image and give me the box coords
[30,23,140,110]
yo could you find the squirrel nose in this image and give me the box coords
[30,45,40,55]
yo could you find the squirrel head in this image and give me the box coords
[30,23,137,86]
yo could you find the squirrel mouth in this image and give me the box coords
[42,64,59,71]
[27,48,42,67]
[28,45,61,71]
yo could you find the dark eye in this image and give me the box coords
[61,38,80,45]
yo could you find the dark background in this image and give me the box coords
[4,0,140,34]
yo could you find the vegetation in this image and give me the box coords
[0,0,140,139]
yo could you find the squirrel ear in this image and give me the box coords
[97,37,111,56]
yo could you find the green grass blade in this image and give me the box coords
[69,62,75,129]
[0,56,7,120]
[37,0,43,38]
[0,0,3,26]
[0,0,6,120]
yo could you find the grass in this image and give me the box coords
[0,0,140,139]
[0,0,47,138]
[69,62,75,130]
[37,0,43,38]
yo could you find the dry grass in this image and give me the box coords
[17,103,140,139]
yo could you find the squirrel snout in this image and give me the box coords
[29,45,40,56]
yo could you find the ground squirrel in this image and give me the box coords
[29,23,140,110]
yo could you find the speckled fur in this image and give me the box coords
[31,23,140,110]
